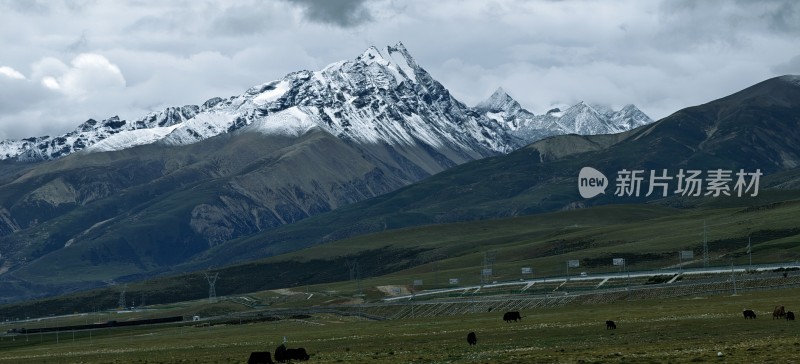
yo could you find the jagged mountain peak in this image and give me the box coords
[566,101,607,114]
[344,43,420,85]
[75,116,123,133]
[555,102,652,135]
[386,42,416,63]
[357,46,385,63]
[476,87,522,114]
[562,101,599,115]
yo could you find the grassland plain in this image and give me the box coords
[2,287,800,363]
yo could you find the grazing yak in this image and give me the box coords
[286,348,310,361]
[787,311,796,321]
[773,306,786,320]
[274,344,288,363]
[248,351,275,364]
[606,320,617,329]
[275,344,309,362]
[743,309,757,319]
[503,311,522,323]
[467,332,477,346]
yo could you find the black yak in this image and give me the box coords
[248,351,275,364]
[467,332,477,345]
[275,344,309,362]
[503,311,522,322]
[286,348,310,361]
[274,344,287,363]
[774,305,786,320]
[743,309,757,319]
[787,311,795,321]
[606,320,616,329]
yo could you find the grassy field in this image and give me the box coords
[2,286,800,363]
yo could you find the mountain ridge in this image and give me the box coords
[191,74,800,266]
[474,88,652,146]
[0,42,652,162]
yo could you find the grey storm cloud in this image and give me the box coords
[66,32,89,53]
[0,0,798,140]
[766,1,800,34]
[283,0,373,27]
[0,0,51,14]
[208,4,289,36]
[773,54,800,75]
[657,0,800,39]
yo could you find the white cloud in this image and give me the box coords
[0,0,797,139]
[41,76,60,90]
[0,66,25,80]
[0,53,128,139]
[33,53,126,99]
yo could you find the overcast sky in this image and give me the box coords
[0,0,798,140]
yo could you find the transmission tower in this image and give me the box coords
[481,251,497,284]
[205,272,219,303]
[118,284,127,309]
[347,260,362,295]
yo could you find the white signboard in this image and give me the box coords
[680,250,694,260]
[521,267,533,274]
[449,278,460,285]
[413,279,423,286]
[613,258,625,266]
[567,260,580,268]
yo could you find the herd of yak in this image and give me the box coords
[246,306,792,363]
[248,344,309,364]
[743,305,795,320]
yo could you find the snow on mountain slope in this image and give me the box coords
[0,105,199,161]
[0,42,653,162]
[474,88,653,145]
[247,106,318,137]
[144,42,512,157]
[84,124,182,153]
[555,102,652,135]
[252,80,290,105]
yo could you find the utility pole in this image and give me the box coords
[703,220,709,268]
[205,272,219,303]
[118,284,127,309]
[347,260,362,295]
[482,251,496,284]
[731,259,738,295]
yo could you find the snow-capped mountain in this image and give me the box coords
[0,105,200,161]
[475,88,561,144]
[0,43,508,162]
[474,88,653,145]
[557,101,652,135]
[0,43,651,163]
